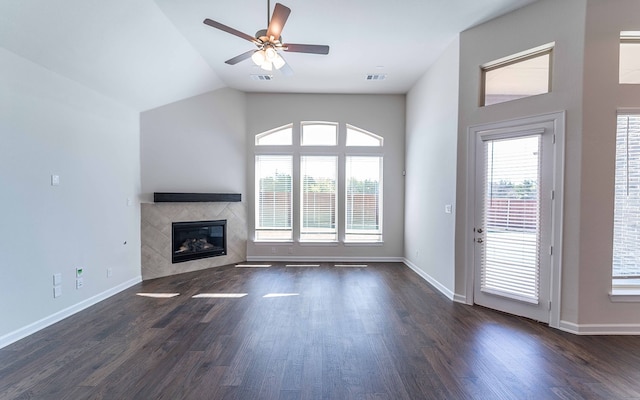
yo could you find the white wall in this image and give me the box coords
[140,88,247,202]
[404,38,460,299]
[456,0,587,324]
[0,48,141,345]
[245,94,405,260]
[576,0,640,328]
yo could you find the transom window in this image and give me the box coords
[346,125,383,147]
[254,122,383,243]
[256,124,292,146]
[301,122,338,146]
[620,31,640,84]
[481,43,553,107]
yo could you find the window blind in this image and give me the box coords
[613,114,640,279]
[481,136,541,303]
[255,155,292,241]
[300,156,337,241]
[346,156,382,242]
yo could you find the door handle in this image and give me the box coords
[476,238,483,243]
[477,228,483,233]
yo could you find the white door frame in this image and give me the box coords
[464,111,565,328]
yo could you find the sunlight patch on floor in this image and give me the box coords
[334,264,368,268]
[263,293,300,298]
[285,264,320,267]
[192,293,248,298]
[136,293,180,298]
[235,264,272,268]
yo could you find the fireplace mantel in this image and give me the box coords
[153,192,241,203]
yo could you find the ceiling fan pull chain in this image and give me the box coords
[267,0,271,26]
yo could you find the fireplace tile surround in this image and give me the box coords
[141,201,247,280]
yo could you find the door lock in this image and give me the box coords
[477,228,483,234]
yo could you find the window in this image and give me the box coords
[301,122,337,146]
[613,113,640,288]
[346,156,382,242]
[620,32,640,84]
[256,124,292,146]
[346,125,383,146]
[301,156,338,241]
[254,122,383,243]
[255,155,292,241]
[481,44,553,106]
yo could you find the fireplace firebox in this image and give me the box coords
[172,220,226,263]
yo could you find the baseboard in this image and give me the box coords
[559,320,640,335]
[403,258,455,300]
[246,256,404,263]
[0,276,142,349]
[453,293,468,304]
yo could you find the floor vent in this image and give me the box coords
[251,74,274,81]
[365,74,387,81]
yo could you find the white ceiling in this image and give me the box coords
[0,0,538,111]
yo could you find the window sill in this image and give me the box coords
[344,241,384,247]
[609,288,640,302]
[253,240,293,245]
[299,241,339,246]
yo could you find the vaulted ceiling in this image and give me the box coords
[0,0,538,111]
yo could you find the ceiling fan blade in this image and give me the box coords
[225,50,256,65]
[283,44,330,55]
[203,18,258,44]
[266,3,291,41]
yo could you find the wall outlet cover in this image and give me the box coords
[54,286,62,298]
[53,273,62,286]
[76,278,84,289]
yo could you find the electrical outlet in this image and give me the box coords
[54,286,62,298]
[76,278,84,289]
[107,268,113,278]
[53,273,62,286]
[51,174,60,186]
[445,204,453,214]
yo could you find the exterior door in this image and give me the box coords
[473,120,555,323]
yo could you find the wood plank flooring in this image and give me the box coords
[1,262,640,399]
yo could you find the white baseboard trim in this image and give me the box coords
[402,258,455,301]
[246,256,404,263]
[0,276,142,349]
[559,320,640,335]
[453,294,468,304]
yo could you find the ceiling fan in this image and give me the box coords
[203,1,329,74]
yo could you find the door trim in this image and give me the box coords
[464,111,565,328]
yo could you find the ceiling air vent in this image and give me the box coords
[250,74,274,81]
[366,74,387,81]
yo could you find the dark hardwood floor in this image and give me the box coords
[1,263,640,400]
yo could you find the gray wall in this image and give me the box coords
[404,38,460,298]
[140,88,247,202]
[0,48,141,344]
[245,93,405,261]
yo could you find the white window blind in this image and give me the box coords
[255,155,292,241]
[346,156,382,242]
[482,136,541,303]
[613,114,640,279]
[301,156,337,241]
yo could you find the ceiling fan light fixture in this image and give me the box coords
[260,61,273,71]
[273,54,286,69]
[252,50,266,66]
[265,46,278,62]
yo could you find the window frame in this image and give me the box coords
[345,155,383,243]
[612,111,640,297]
[253,122,384,245]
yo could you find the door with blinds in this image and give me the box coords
[473,120,555,323]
